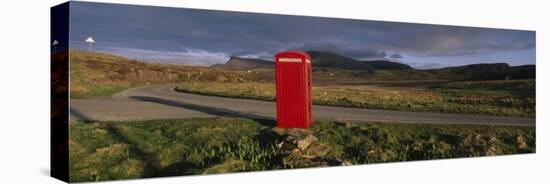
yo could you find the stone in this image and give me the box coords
[278,141,297,154]
[271,127,287,136]
[485,146,498,156]
[303,142,330,157]
[297,134,318,151]
[515,135,529,151]
[270,127,347,168]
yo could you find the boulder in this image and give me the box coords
[271,127,348,168]
[515,135,529,152]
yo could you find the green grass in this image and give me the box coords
[175,80,535,117]
[175,82,276,101]
[69,117,535,182]
[439,80,535,91]
[70,84,131,98]
[311,121,534,163]
[69,118,278,182]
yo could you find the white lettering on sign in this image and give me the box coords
[279,58,302,62]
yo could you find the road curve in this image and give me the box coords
[70,85,535,126]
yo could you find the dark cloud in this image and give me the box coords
[68,1,535,68]
[291,42,387,59]
[390,53,403,59]
[381,26,536,57]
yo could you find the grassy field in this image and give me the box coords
[69,50,266,98]
[174,80,535,117]
[69,50,536,107]
[69,117,535,182]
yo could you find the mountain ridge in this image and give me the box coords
[211,56,273,70]
[211,51,413,71]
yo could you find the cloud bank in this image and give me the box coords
[69,1,535,68]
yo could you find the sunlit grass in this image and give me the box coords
[69,117,535,182]
[175,80,535,117]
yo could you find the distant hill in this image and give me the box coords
[424,63,534,81]
[362,60,413,70]
[72,50,534,96]
[212,51,412,72]
[211,56,273,70]
[306,51,375,72]
[68,50,535,98]
[210,51,536,81]
[312,62,535,81]
[509,65,536,79]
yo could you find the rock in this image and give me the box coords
[271,128,344,168]
[341,160,352,166]
[515,135,529,152]
[285,128,311,140]
[271,127,287,135]
[486,136,500,156]
[286,129,318,150]
[297,134,318,151]
[278,141,297,154]
[303,142,330,157]
[275,128,319,151]
[486,146,498,156]
[282,149,328,169]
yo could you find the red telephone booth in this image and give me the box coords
[275,51,313,129]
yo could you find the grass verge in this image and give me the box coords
[174,80,535,117]
[70,117,535,182]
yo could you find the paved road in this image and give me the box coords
[70,85,535,126]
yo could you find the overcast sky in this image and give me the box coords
[69,1,535,69]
